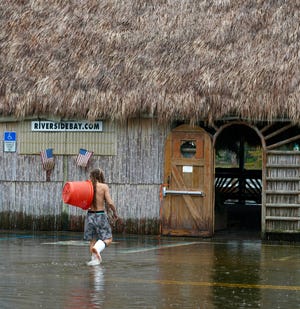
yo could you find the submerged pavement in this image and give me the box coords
[0,230,300,309]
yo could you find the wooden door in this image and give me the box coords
[161,125,214,236]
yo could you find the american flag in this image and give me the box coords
[76,148,93,167]
[40,148,55,171]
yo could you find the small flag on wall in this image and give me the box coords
[76,148,93,167]
[40,148,55,171]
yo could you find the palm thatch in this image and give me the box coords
[1,0,300,123]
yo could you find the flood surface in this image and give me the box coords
[1,231,300,308]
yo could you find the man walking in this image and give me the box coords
[84,168,119,266]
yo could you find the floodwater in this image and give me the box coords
[1,231,300,309]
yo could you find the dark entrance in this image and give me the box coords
[214,123,262,232]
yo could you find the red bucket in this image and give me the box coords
[62,180,94,210]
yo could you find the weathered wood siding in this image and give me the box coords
[18,121,116,155]
[264,150,300,233]
[0,118,169,233]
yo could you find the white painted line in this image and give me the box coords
[42,240,120,246]
[120,241,201,254]
[42,240,89,246]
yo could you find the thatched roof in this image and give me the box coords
[1,1,300,124]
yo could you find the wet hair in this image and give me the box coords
[90,168,105,207]
[90,168,105,184]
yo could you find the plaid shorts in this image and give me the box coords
[83,211,112,241]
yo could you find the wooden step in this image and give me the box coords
[266,203,300,208]
[266,190,299,195]
[266,216,300,221]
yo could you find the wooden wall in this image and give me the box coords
[18,121,116,155]
[0,118,169,233]
[264,150,300,234]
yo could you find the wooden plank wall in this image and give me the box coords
[264,150,300,233]
[0,118,169,233]
[18,121,116,155]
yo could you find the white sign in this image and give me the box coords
[31,121,103,132]
[183,166,193,173]
[4,131,16,152]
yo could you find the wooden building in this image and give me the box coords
[1,1,300,238]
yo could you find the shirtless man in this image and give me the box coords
[84,168,119,266]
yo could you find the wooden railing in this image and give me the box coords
[215,168,262,205]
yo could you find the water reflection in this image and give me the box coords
[212,241,261,309]
[259,244,300,308]
[157,243,214,308]
[64,266,105,308]
[90,266,105,306]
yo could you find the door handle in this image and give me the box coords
[162,187,205,197]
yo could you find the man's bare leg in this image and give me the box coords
[86,240,102,266]
[87,238,113,265]
[104,238,112,247]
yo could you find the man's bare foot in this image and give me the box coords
[92,247,102,262]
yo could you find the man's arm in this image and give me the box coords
[104,185,118,218]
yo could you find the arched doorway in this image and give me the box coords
[213,122,264,232]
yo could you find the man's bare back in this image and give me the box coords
[90,182,117,218]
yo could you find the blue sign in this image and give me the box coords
[4,131,16,141]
